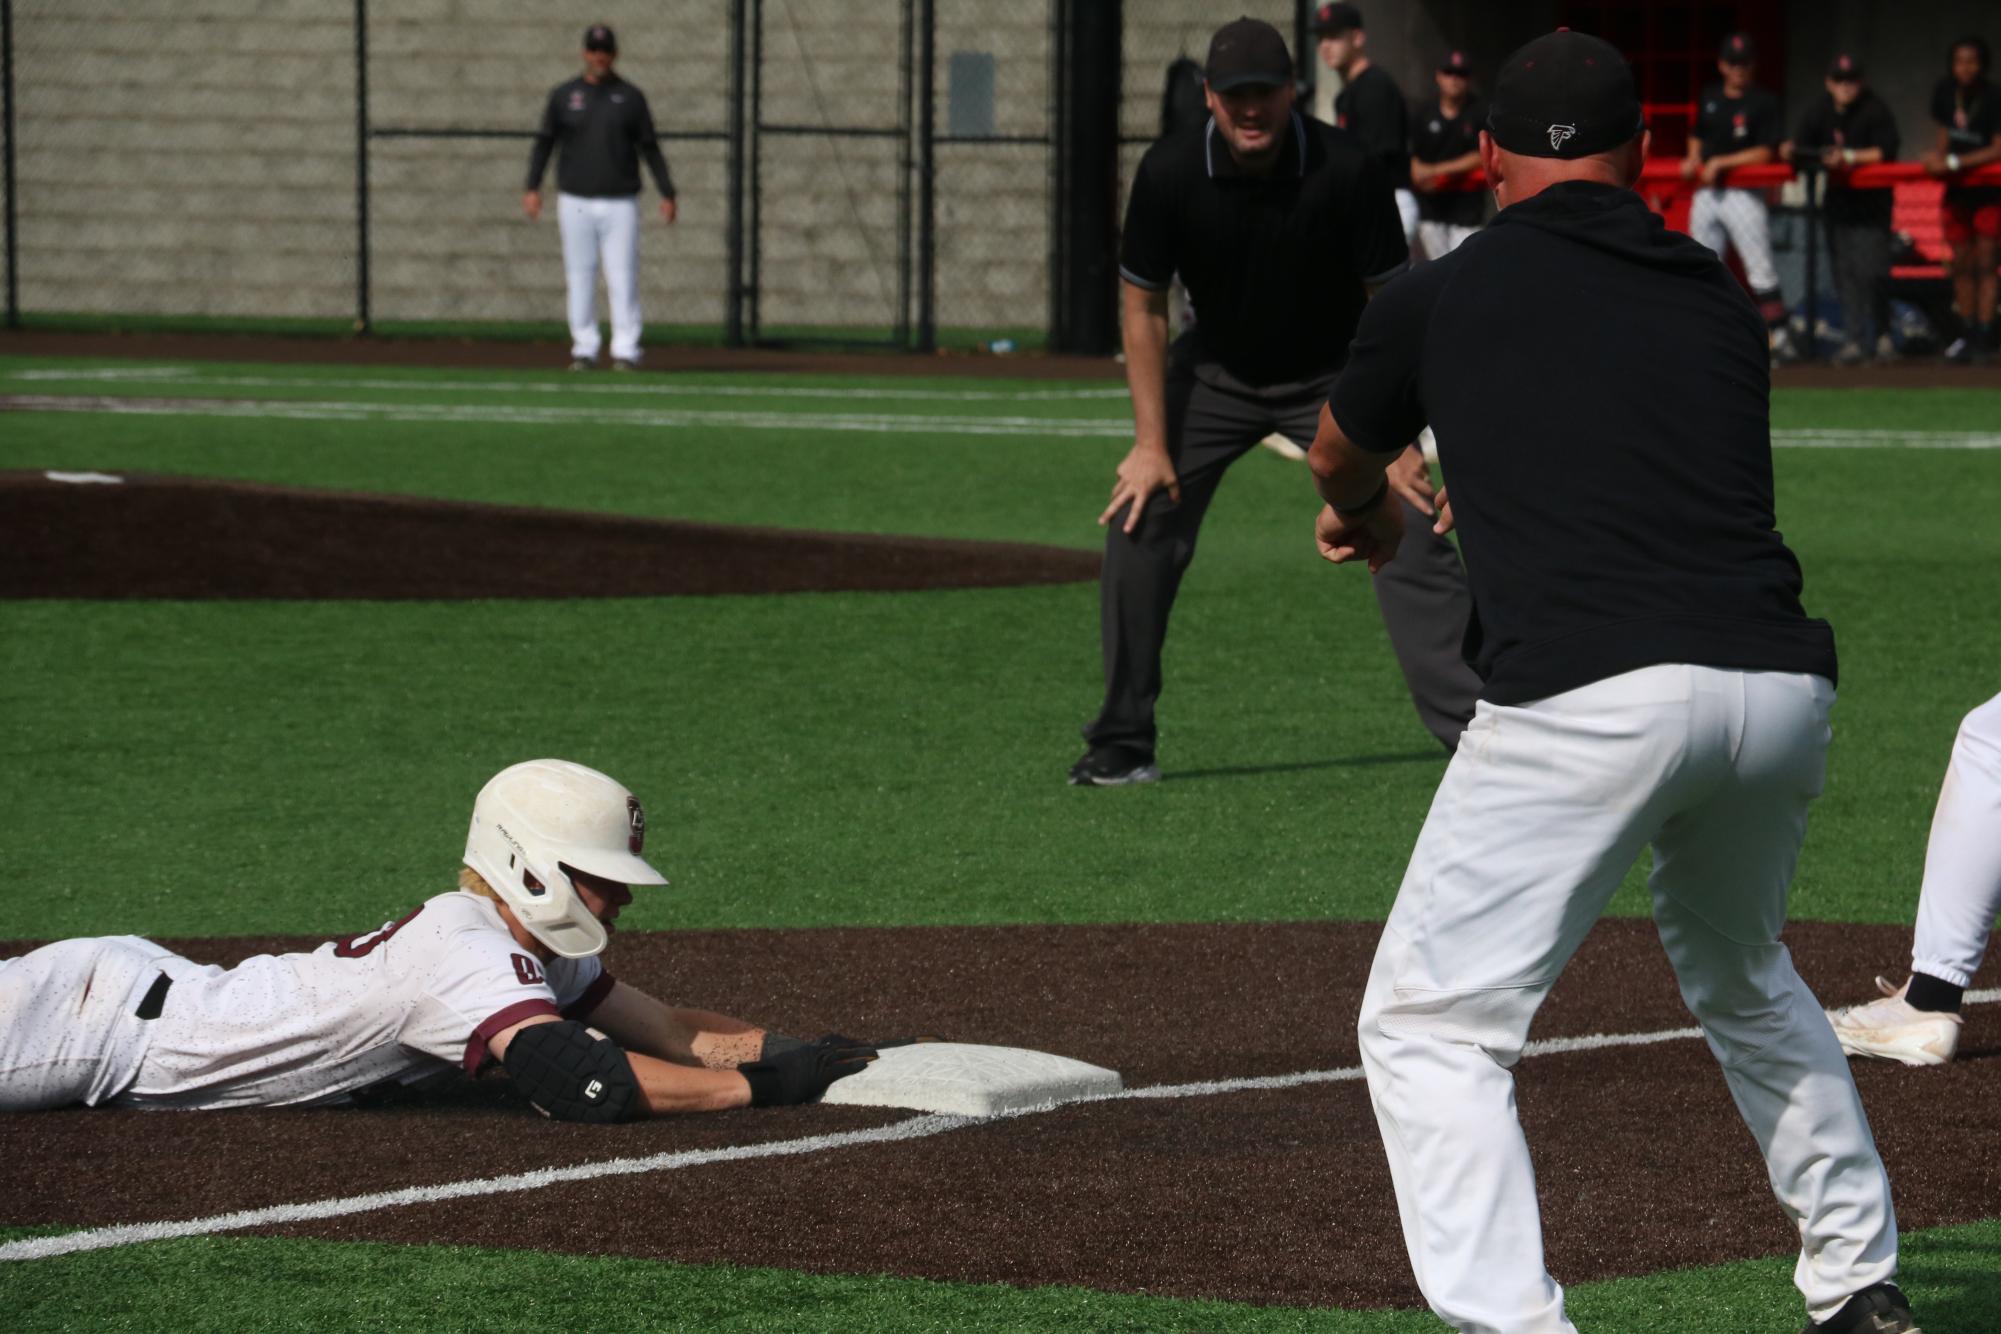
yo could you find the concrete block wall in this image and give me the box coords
[7,0,1058,335]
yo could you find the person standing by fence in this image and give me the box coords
[1926,35,2001,365]
[523,24,678,371]
[1682,33,1795,362]
[1408,50,1486,259]
[1785,54,1900,365]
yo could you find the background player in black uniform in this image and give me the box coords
[523,24,677,370]
[1681,33,1794,360]
[1785,54,1900,365]
[1071,18,1478,785]
[1313,5,1416,246]
[1408,50,1486,259]
[1924,35,2001,364]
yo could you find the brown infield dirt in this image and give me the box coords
[1,919,1994,1311]
[0,470,1097,600]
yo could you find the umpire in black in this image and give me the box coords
[1072,17,1479,786]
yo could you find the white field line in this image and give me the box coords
[2,366,1130,402]
[0,394,1133,439]
[3,389,1997,450]
[9,988,1994,1265]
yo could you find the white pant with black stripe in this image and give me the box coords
[1357,664,1897,1332]
[558,192,643,364]
[1912,692,2001,987]
[0,936,174,1110]
[1688,186,1779,294]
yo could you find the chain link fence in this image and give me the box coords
[0,2,1343,347]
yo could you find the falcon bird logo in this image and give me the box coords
[1548,123,1577,150]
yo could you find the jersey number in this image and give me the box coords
[333,905,424,958]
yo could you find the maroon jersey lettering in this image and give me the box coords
[511,953,546,986]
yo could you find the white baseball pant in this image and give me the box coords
[1358,664,1897,1333]
[1395,188,1420,247]
[0,936,176,1110]
[1911,691,2001,988]
[558,192,643,364]
[1688,186,1779,294]
[1417,220,1479,261]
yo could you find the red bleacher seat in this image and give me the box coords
[1890,178,1947,281]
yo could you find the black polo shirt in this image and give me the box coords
[526,74,676,199]
[1693,84,1781,162]
[1329,180,1836,705]
[1792,90,1900,227]
[1334,65,1412,189]
[1120,113,1408,387]
[1932,76,2001,207]
[1411,95,1486,226]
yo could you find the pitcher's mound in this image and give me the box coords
[1,470,1099,600]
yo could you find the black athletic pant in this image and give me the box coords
[1084,346,1481,757]
[1826,219,1890,348]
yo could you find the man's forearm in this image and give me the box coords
[628,1049,753,1114]
[1307,403,1392,511]
[1711,146,1775,174]
[1121,281,1171,454]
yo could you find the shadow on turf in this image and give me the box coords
[1163,750,1443,782]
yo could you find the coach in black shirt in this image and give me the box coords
[1308,30,1907,1334]
[1071,17,1479,785]
[1787,54,1900,363]
[523,25,677,370]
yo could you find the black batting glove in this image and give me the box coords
[741,1037,876,1107]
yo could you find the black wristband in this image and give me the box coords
[740,1061,783,1107]
[1332,478,1390,519]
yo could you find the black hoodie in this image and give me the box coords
[1329,180,1836,706]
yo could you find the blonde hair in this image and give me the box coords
[459,866,501,901]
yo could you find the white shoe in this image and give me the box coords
[1827,976,1962,1066]
[1257,431,1308,461]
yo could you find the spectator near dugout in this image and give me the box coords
[1925,35,2001,365]
[1313,5,1418,247]
[1408,50,1486,259]
[523,24,678,372]
[1681,33,1796,361]
[1785,54,1900,366]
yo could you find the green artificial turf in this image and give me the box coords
[1,362,1997,938]
[3,1219,1994,1332]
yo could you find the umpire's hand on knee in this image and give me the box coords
[1100,441,1180,535]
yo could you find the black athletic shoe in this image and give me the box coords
[1802,1282,1920,1333]
[568,357,595,371]
[1067,746,1161,787]
[1943,336,1973,365]
[612,358,640,372]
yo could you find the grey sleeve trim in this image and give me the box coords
[1118,266,1173,292]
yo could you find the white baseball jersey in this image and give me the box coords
[0,891,612,1112]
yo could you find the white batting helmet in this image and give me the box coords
[463,759,668,959]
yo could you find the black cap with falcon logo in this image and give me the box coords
[1485,30,1643,160]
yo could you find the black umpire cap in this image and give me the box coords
[1486,30,1643,160]
[1439,48,1473,75]
[583,24,617,53]
[1311,4,1363,36]
[1205,18,1293,92]
[1720,32,1754,65]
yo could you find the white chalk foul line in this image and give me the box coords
[22,996,1998,1265]
[4,389,1997,450]
[2,366,1130,402]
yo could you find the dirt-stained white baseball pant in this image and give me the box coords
[0,936,176,1110]
[1688,186,1779,294]
[1357,664,1897,1333]
[1912,691,2001,987]
[558,192,643,364]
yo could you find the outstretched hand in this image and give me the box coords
[740,1036,877,1106]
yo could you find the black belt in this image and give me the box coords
[135,973,171,1020]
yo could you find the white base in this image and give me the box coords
[819,1042,1121,1117]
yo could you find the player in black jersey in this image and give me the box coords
[1408,50,1486,259]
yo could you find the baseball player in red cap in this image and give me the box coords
[0,761,875,1119]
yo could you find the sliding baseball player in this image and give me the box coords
[0,760,873,1119]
